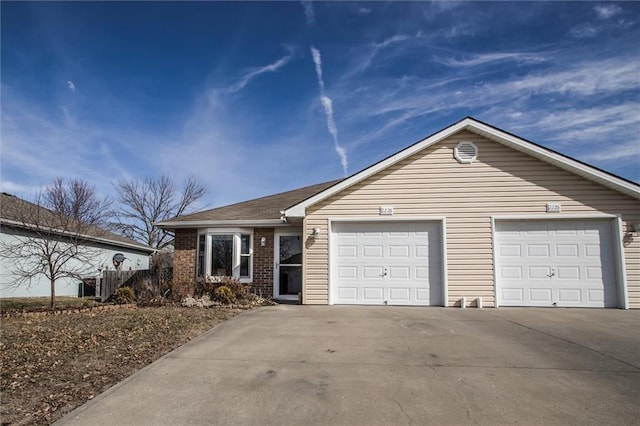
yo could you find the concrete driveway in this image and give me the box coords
[57,306,640,425]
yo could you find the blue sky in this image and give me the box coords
[1,1,638,212]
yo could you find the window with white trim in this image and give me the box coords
[196,229,253,281]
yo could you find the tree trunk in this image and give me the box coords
[50,278,56,310]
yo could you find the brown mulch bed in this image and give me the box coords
[0,306,243,425]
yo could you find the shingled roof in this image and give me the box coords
[157,179,342,226]
[0,192,154,253]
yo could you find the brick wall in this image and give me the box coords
[173,228,197,298]
[252,228,274,298]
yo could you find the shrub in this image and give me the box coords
[195,275,219,297]
[213,286,235,304]
[218,277,248,300]
[113,286,135,305]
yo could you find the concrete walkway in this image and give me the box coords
[57,306,640,425]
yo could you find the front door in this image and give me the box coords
[274,233,303,300]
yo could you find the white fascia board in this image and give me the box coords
[155,219,290,229]
[0,218,155,254]
[285,118,639,218]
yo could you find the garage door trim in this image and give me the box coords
[328,217,447,306]
[491,214,627,309]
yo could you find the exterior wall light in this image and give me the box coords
[260,237,267,247]
[311,227,321,238]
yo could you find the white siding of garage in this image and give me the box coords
[303,131,640,307]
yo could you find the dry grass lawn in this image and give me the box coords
[1,305,242,425]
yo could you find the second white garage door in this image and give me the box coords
[495,219,618,308]
[331,221,443,306]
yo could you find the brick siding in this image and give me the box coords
[252,228,274,298]
[173,228,197,298]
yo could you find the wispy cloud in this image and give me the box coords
[440,52,547,67]
[301,1,315,26]
[310,47,348,176]
[595,4,622,19]
[67,80,76,92]
[346,34,415,76]
[358,7,371,16]
[568,23,599,39]
[226,51,293,94]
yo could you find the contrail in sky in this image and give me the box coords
[310,47,348,176]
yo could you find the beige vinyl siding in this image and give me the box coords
[303,131,640,307]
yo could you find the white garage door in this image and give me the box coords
[495,219,617,308]
[331,221,442,306]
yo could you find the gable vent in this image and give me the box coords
[454,141,478,164]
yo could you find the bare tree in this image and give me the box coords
[0,179,112,309]
[112,174,206,248]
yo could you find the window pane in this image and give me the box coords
[240,256,249,277]
[197,234,205,277]
[211,235,233,276]
[279,235,302,264]
[241,234,250,255]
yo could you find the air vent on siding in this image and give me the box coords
[454,141,478,164]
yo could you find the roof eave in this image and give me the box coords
[0,218,156,254]
[155,219,290,229]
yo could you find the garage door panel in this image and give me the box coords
[558,289,581,303]
[363,266,383,278]
[529,288,552,302]
[337,245,357,257]
[496,219,617,308]
[389,287,410,301]
[415,245,429,257]
[501,266,522,279]
[500,244,521,256]
[388,245,409,257]
[332,221,442,306]
[363,245,383,257]
[337,266,357,279]
[528,245,550,256]
[389,266,409,279]
[415,267,430,279]
[338,287,357,299]
[557,266,580,280]
[502,288,524,303]
[363,287,384,300]
[528,266,552,279]
[556,244,578,257]
[588,289,604,303]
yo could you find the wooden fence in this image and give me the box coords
[100,270,151,302]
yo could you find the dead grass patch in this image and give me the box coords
[0,306,242,425]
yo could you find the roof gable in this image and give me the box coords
[284,117,640,217]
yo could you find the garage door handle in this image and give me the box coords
[547,269,556,278]
[381,268,388,277]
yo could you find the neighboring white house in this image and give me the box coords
[0,192,155,298]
